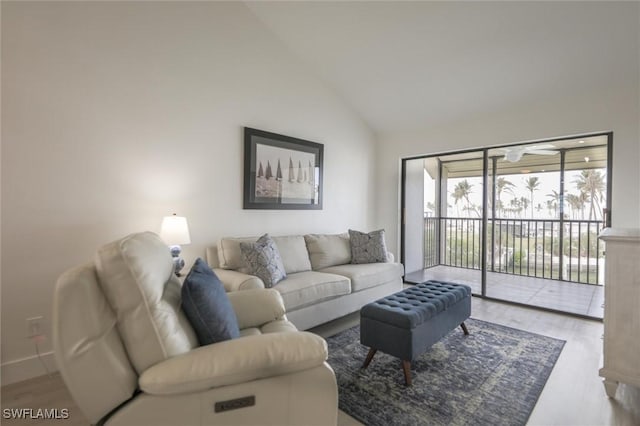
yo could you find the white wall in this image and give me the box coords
[377,75,640,256]
[403,159,424,274]
[1,2,376,383]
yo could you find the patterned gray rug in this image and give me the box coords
[326,318,565,426]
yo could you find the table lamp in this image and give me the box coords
[159,214,191,276]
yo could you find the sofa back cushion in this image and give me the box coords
[217,236,256,273]
[304,233,352,270]
[272,235,312,274]
[95,232,198,374]
[218,235,311,275]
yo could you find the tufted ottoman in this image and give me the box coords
[360,280,471,385]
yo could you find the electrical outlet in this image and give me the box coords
[26,316,44,338]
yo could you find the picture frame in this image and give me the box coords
[243,127,324,210]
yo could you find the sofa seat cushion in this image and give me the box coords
[274,271,351,311]
[320,262,404,292]
[240,320,298,337]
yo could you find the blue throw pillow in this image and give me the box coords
[181,258,240,346]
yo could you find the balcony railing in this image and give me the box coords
[424,216,604,285]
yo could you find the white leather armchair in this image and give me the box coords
[53,232,338,425]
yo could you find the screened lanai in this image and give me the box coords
[401,133,611,319]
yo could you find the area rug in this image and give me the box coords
[326,318,565,426]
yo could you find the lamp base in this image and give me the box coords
[169,245,185,276]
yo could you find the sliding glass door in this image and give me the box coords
[485,145,564,306]
[403,151,484,295]
[401,133,611,319]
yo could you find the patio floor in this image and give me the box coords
[405,265,604,319]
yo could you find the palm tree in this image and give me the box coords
[509,198,522,218]
[577,191,589,220]
[520,197,529,219]
[464,203,481,217]
[546,190,561,218]
[566,194,584,219]
[425,201,436,216]
[495,177,514,217]
[545,199,555,217]
[452,180,473,217]
[574,170,605,220]
[524,177,540,218]
[451,189,464,216]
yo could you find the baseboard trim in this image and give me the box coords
[1,351,57,386]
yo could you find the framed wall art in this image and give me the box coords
[243,127,323,210]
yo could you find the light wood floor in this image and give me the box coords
[2,297,639,426]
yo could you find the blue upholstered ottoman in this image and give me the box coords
[360,280,472,385]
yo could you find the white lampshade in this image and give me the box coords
[160,214,191,246]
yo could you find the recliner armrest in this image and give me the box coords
[139,332,328,395]
[213,268,264,291]
[227,288,286,329]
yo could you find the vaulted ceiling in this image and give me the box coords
[246,1,639,136]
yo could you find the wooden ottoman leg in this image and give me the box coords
[362,348,377,369]
[402,360,412,386]
[460,322,469,335]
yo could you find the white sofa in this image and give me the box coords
[206,233,404,330]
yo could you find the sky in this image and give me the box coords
[425,168,607,220]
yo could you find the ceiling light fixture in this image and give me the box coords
[500,144,558,162]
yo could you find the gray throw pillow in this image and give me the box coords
[240,234,287,287]
[349,229,389,264]
[181,258,240,346]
